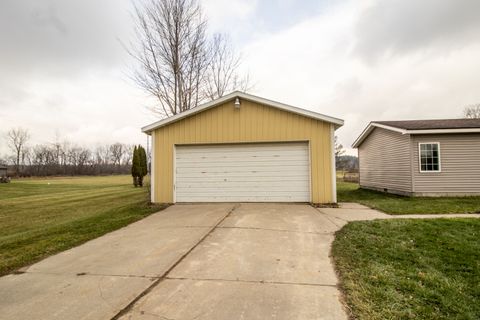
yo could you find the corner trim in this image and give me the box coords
[150,133,155,203]
[330,125,337,203]
[172,145,177,203]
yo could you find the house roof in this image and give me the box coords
[374,119,480,130]
[352,118,480,148]
[142,91,344,134]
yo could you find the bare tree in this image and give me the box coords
[334,136,345,159]
[205,34,250,100]
[464,104,480,118]
[95,145,110,165]
[334,136,348,172]
[110,143,125,166]
[128,0,248,118]
[50,132,65,167]
[122,144,134,166]
[129,0,208,117]
[6,128,30,175]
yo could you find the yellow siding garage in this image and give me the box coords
[143,92,343,204]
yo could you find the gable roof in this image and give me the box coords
[352,118,480,148]
[142,91,344,134]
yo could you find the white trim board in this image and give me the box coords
[142,91,344,134]
[150,133,155,203]
[330,125,337,203]
[352,122,480,148]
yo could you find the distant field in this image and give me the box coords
[0,175,166,276]
[337,180,480,215]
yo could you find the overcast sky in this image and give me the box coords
[1,0,480,156]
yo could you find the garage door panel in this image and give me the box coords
[175,142,310,202]
[181,195,307,202]
[175,156,309,164]
[176,160,309,168]
[176,151,308,158]
[182,191,309,198]
[177,175,309,182]
[177,169,309,175]
[176,171,309,178]
[177,181,309,188]
[175,145,308,153]
[177,186,310,193]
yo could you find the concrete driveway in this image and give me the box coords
[0,204,347,320]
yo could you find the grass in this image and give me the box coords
[337,180,480,215]
[332,219,480,320]
[0,175,167,276]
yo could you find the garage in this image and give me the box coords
[142,91,343,204]
[175,142,310,202]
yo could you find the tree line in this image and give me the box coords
[1,128,141,177]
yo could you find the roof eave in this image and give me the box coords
[352,123,480,148]
[407,128,480,134]
[142,91,344,134]
[352,122,407,148]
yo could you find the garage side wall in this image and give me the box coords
[358,127,413,194]
[152,99,334,203]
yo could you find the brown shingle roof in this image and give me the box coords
[373,119,480,130]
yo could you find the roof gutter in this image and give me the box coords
[406,128,480,134]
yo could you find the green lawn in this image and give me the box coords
[0,175,166,276]
[337,180,480,215]
[332,219,480,320]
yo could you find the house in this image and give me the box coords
[142,91,344,204]
[352,119,480,196]
[0,166,7,177]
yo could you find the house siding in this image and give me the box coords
[151,99,335,204]
[359,127,412,194]
[412,133,480,195]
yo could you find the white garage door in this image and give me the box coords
[175,142,310,202]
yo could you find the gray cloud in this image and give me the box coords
[2,0,480,157]
[0,0,132,78]
[32,5,68,35]
[354,0,480,63]
[0,0,149,155]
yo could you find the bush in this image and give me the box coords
[131,145,148,187]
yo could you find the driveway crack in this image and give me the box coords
[315,208,348,227]
[110,204,240,320]
[165,276,338,288]
[21,270,160,279]
[217,225,333,235]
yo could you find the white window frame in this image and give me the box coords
[418,142,441,173]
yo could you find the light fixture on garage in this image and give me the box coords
[234,97,241,109]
